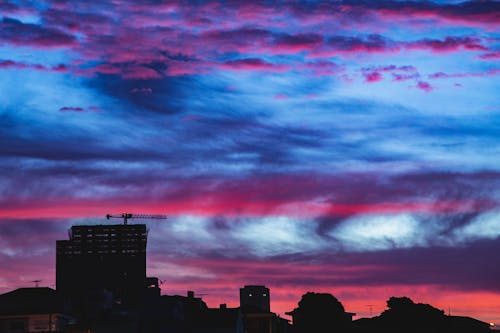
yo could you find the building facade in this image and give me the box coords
[239,286,270,313]
[56,224,148,316]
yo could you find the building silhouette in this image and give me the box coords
[0,287,71,333]
[56,224,148,316]
[240,285,270,313]
[239,285,280,333]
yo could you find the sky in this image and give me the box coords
[0,0,499,325]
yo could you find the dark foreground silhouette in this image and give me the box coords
[0,287,493,333]
[287,293,492,333]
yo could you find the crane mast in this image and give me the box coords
[105,213,168,224]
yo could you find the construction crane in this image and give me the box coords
[105,213,168,225]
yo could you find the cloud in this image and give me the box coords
[360,65,419,83]
[330,214,423,251]
[363,71,383,83]
[416,81,433,92]
[229,216,326,256]
[299,61,342,76]
[0,59,69,72]
[59,106,84,112]
[273,33,323,53]
[321,34,397,56]
[428,69,500,80]
[478,51,500,60]
[453,211,500,241]
[0,17,76,47]
[0,0,498,325]
[220,58,290,72]
[407,36,487,52]
[42,8,114,34]
[122,65,162,80]
[357,0,500,28]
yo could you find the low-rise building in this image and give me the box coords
[0,287,72,333]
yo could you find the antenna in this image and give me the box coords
[366,304,374,317]
[105,213,168,225]
[31,280,41,288]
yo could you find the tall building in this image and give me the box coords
[239,285,270,313]
[56,224,148,315]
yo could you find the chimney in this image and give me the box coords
[187,291,194,298]
[220,303,227,310]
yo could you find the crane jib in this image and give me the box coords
[105,213,168,224]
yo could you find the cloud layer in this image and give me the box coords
[0,0,499,324]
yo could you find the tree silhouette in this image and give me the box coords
[386,296,414,310]
[379,296,446,332]
[288,292,351,333]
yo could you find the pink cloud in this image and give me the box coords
[164,60,207,77]
[392,73,420,82]
[92,63,121,75]
[361,65,420,83]
[478,51,500,60]
[122,65,162,80]
[220,58,289,72]
[416,81,433,92]
[369,2,500,29]
[364,71,383,83]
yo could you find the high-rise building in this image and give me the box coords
[56,224,148,315]
[239,285,270,313]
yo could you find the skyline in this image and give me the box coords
[0,0,499,326]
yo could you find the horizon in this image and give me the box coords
[1,0,499,329]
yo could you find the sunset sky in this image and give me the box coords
[0,0,499,325]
